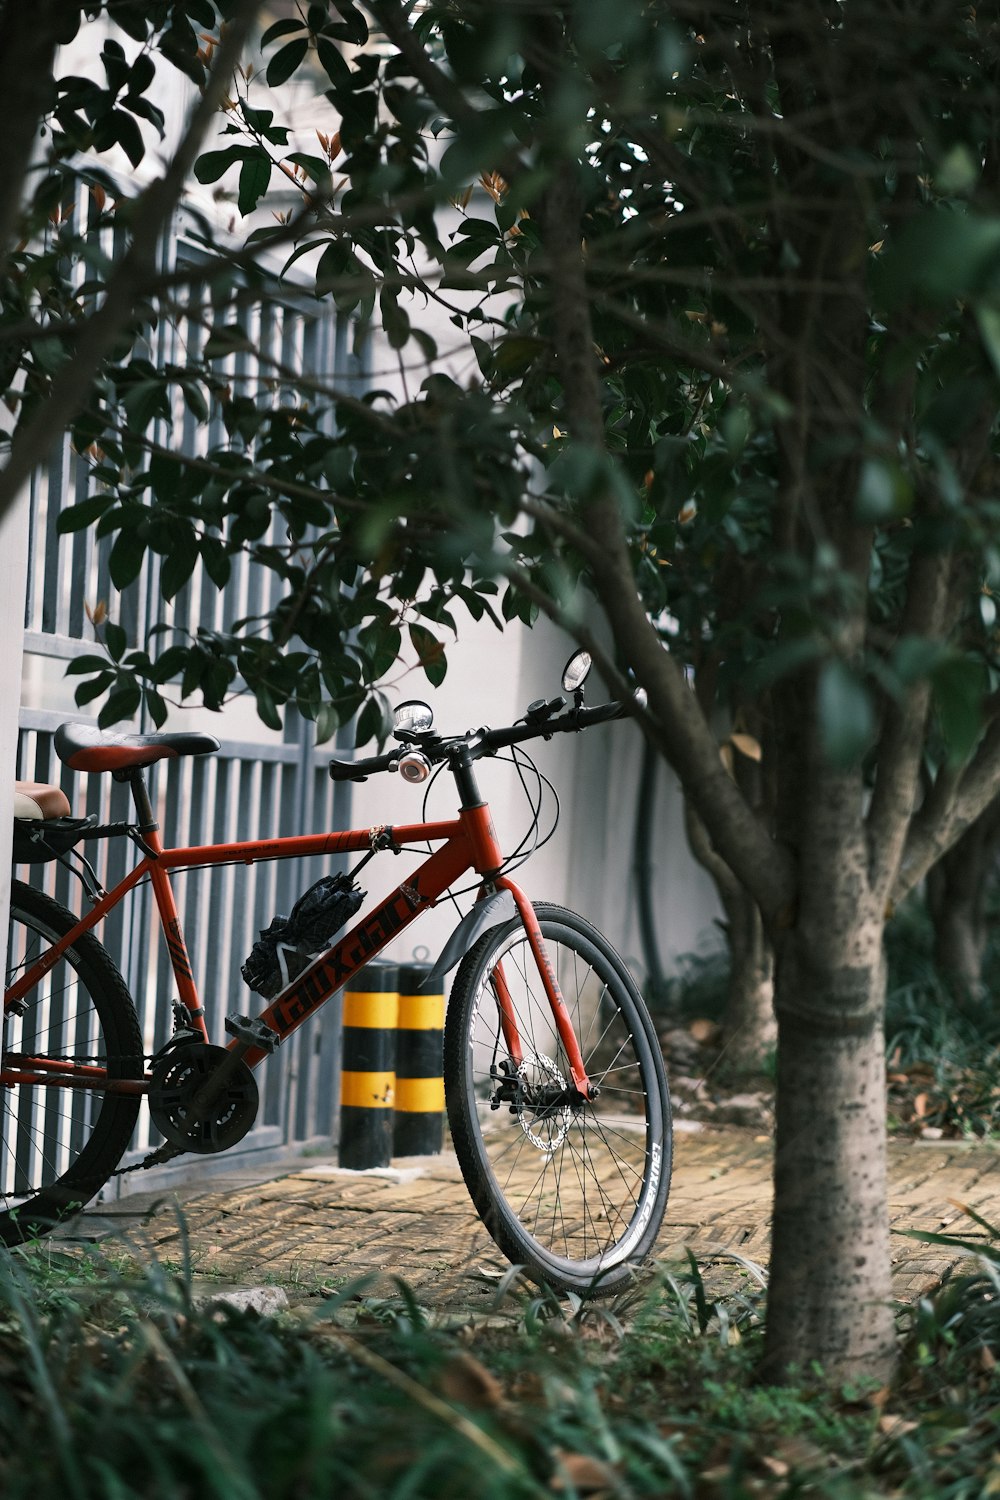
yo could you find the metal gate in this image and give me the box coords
[14,219,365,1194]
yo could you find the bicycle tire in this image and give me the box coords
[444,902,671,1295]
[1,880,143,1245]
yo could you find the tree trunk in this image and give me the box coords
[925,800,1000,996]
[932,898,987,995]
[682,738,777,1077]
[762,913,895,1385]
[722,902,776,1076]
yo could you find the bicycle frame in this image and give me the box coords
[3,798,593,1099]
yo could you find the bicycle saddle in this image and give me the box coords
[12,780,96,863]
[14,780,72,819]
[54,721,220,773]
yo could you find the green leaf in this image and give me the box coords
[285,153,331,184]
[239,104,289,145]
[74,673,115,706]
[890,636,949,686]
[203,323,252,359]
[314,701,339,745]
[201,538,231,588]
[64,655,111,680]
[56,495,115,533]
[855,458,911,522]
[150,645,189,683]
[379,289,410,350]
[98,685,142,728]
[316,36,351,88]
[180,381,209,422]
[817,659,875,767]
[266,36,309,87]
[933,657,985,764]
[470,335,494,379]
[145,688,168,728]
[238,153,272,216]
[112,109,145,168]
[194,145,254,185]
[492,336,544,383]
[261,17,305,47]
[254,683,282,731]
[975,300,1000,382]
[355,695,385,747]
[104,622,127,662]
[108,529,147,589]
[122,378,169,429]
[409,623,447,687]
[160,548,197,601]
[887,210,1000,302]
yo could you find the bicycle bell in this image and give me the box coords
[397,749,432,783]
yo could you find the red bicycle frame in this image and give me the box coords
[2,801,592,1098]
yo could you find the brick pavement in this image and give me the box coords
[69,1123,1000,1312]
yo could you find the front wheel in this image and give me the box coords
[444,903,671,1295]
[1,881,143,1245]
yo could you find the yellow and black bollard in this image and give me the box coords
[338,961,398,1170]
[393,961,445,1157]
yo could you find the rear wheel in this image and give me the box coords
[1,881,143,1244]
[444,903,671,1294]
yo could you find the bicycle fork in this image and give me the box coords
[489,877,594,1102]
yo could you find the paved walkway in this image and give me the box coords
[68,1124,1000,1312]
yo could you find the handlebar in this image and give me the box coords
[476,697,625,753]
[327,697,629,783]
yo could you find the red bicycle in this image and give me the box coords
[3,652,671,1293]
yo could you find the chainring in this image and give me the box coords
[148,1041,259,1154]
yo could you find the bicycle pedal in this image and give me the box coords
[225,1014,281,1053]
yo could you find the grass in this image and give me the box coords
[1,1219,998,1499]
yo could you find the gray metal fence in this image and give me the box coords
[15,214,364,1193]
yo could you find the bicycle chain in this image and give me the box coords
[112,1142,185,1176]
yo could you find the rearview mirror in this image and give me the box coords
[562,650,592,695]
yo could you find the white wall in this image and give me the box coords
[341,599,721,987]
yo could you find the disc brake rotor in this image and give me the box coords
[517,1053,572,1152]
[149,1041,259,1154]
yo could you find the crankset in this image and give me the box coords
[148,1039,259,1154]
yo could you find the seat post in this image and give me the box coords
[118,767,158,837]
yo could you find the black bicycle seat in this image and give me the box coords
[54,721,220,774]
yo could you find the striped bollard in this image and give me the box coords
[339,960,398,1170]
[393,961,445,1157]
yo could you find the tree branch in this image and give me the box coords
[539,136,797,920]
[866,544,955,900]
[893,722,1000,905]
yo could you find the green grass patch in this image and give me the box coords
[1,1222,998,1498]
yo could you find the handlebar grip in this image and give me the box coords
[573,699,626,728]
[478,697,628,754]
[328,751,398,782]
